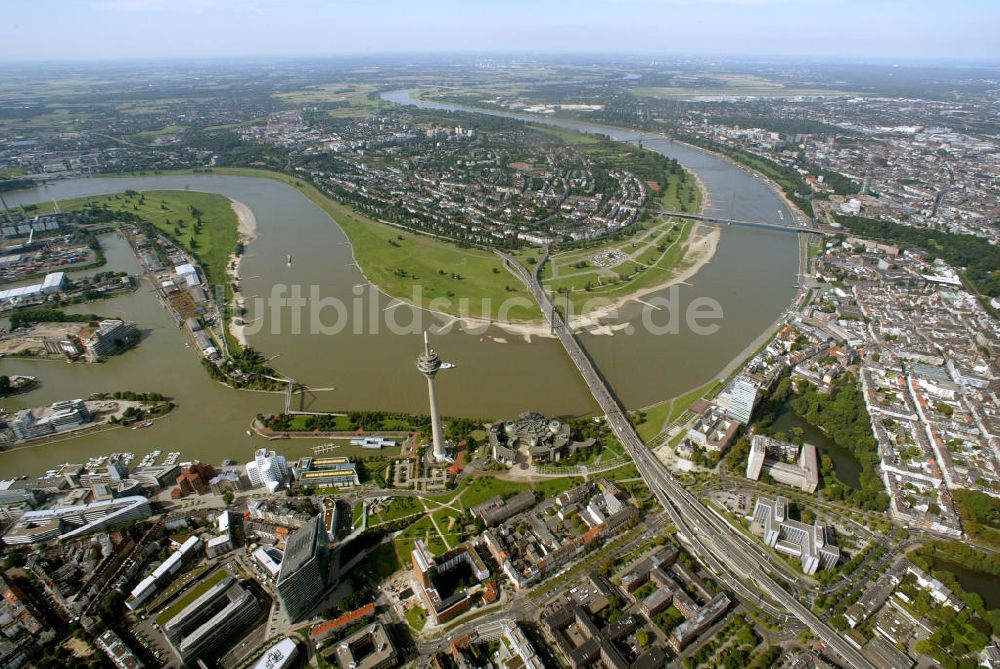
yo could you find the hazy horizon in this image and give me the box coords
[2,0,997,63]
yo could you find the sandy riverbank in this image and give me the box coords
[227,198,258,348]
[690,170,711,213]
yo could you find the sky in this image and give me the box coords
[1,0,997,62]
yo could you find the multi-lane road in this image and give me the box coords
[500,251,875,669]
[657,209,824,235]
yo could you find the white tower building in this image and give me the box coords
[246,448,289,492]
[727,376,760,424]
[417,332,451,463]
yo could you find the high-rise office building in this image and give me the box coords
[276,516,335,622]
[727,376,760,424]
[162,574,261,663]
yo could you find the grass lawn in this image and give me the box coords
[421,483,468,508]
[365,542,403,580]
[511,246,547,274]
[339,225,538,321]
[154,568,230,626]
[45,189,237,286]
[601,437,626,459]
[182,167,541,322]
[142,563,211,613]
[129,124,188,142]
[600,463,640,481]
[544,221,696,312]
[352,502,365,527]
[534,126,605,147]
[668,380,722,421]
[405,606,427,631]
[659,168,702,213]
[534,477,586,497]
[377,496,424,523]
[356,457,392,487]
[636,399,675,443]
[435,508,468,547]
[283,414,352,431]
[808,240,825,264]
[458,474,585,511]
[393,515,442,563]
[632,580,657,600]
[653,605,686,634]
[458,477,531,510]
[636,379,721,442]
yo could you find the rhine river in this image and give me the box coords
[0,94,804,476]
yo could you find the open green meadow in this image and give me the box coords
[187,167,542,322]
[543,220,697,311]
[631,74,852,100]
[456,474,584,509]
[38,189,238,286]
[128,125,188,143]
[635,379,722,442]
[274,82,389,119]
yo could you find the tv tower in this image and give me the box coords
[417,331,453,463]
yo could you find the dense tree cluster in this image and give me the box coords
[94,390,166,402]
[9,308,101,330]
[227,346,272,376]
[200,346,284,391]
[262,410,428,433]
[749,373,888,511]
[952,489,1000,549]
[787,374,888,511]
[903,542,999,668]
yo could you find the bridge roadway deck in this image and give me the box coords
[499,250,874,669]
[659,209,828,235]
